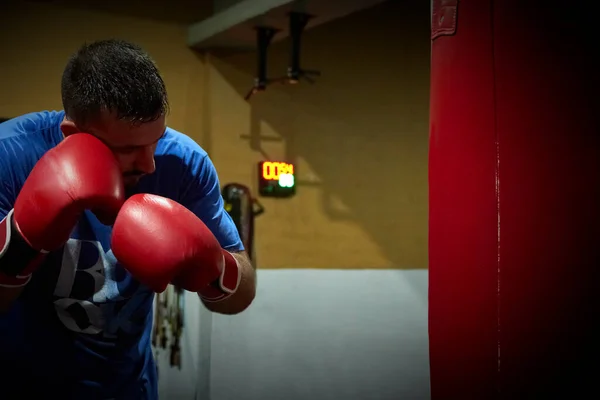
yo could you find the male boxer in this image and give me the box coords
[0,39,255,399]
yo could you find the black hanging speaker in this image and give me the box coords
[221,183,264,262]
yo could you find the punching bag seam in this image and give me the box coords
[489,0,502,396]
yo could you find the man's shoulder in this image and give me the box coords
[0,111,63,163]
[0,111,62,177]
[155,127,214,178]
[0,110,64,141]
[149,128,217,197]
[157,127,209,159]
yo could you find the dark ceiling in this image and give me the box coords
[25,0,213,25]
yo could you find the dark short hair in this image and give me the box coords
[61,39,169,126]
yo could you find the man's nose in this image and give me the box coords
[134,146,156,175]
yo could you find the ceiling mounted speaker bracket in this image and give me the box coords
[286,11,321,84]
[244,26,284,100]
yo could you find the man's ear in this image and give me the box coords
[59,118,82,138]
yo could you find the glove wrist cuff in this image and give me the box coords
[0,209,47,288]
[199,250,241,303]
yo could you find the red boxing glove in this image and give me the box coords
[111,194,240,301]
[0,133,124,287]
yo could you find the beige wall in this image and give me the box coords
[0,1,206,136]
[0,0,430,270]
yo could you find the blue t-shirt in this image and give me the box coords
[0,111,243,399]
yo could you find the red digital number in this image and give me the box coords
[262,162,294,181]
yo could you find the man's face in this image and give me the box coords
[61,112,166,190]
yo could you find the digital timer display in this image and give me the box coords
[257,161,296,197]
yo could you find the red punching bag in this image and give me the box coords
[428,1,598,398]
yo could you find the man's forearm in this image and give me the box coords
[200,251,256,315]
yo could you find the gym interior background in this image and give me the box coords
[0,0,431,399]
